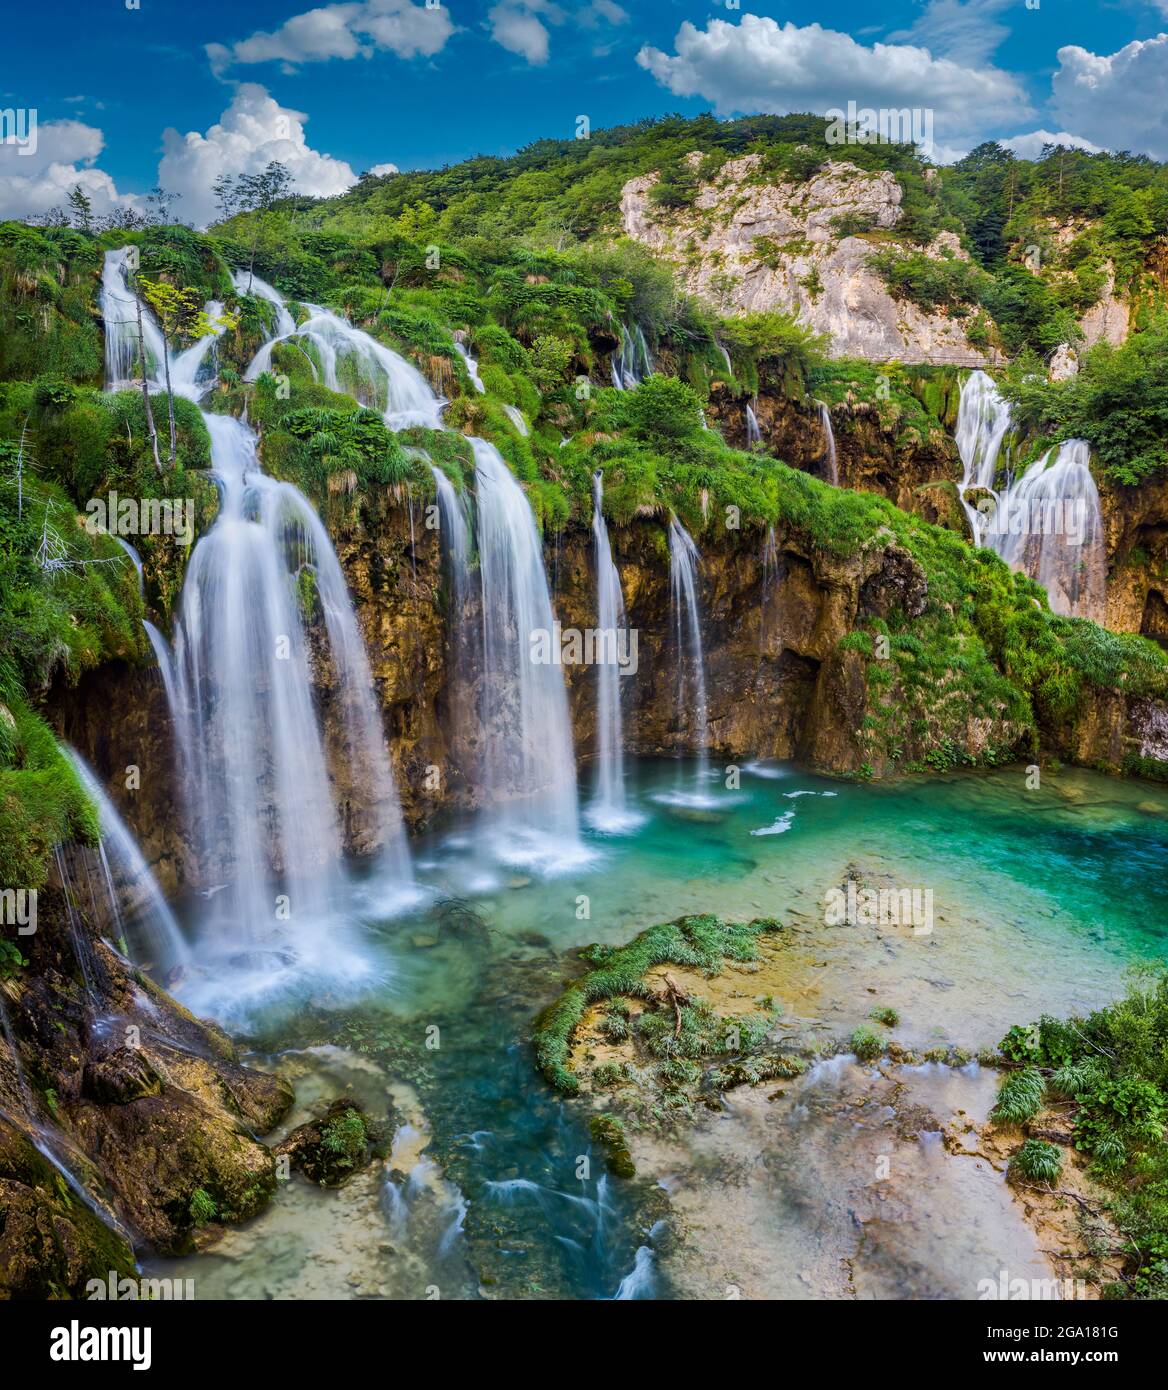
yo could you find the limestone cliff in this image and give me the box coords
[621,154,991,366]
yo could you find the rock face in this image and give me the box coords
[621,154,991,366]
[0,881,293,1291]
[1099,473,1168,643]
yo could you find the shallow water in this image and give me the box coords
[146,759,1168,1299]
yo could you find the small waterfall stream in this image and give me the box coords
[611,322,653,390]
[745,402,761,446]
[817,401,838,485]
[667,517,711,802]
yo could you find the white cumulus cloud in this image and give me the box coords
[207,0,454,74]
[635,15,1031,151]
[157,84,358,227]
[366,162,400,177]
[0,117,142,220]
[1051,35,1168,160]
[1000,129,1104,160]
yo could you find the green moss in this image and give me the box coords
[532,914,780,1094]
[589,1113,636,1179]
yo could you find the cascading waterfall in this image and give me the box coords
[956,371,1105,620]
[101,248,166,389]
[760,524,780,653]
[611,322,653,390]
[956,369,1013,538]
[169,412,404,1012]
[472,436,584,864]
[817,401,838,485]
[991,440,1106,620]
[586,472,639,833]
[667,517,711,801]
[745,403,761,446]
[240,298,442,429]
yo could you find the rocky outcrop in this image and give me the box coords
[1099,474,1168,642]
[0,881,293,1292]
[621,154,991,366]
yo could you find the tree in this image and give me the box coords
[146,185,181,226]
[66,184,93,233]
[211,173,239,223]
[236,161,294,290]
[139,279,237,466]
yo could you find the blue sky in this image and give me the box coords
[4,1,1168,224]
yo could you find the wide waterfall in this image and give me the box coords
[667,518,712,802]
[472,436,584,864]
[956,372,1105,620]
[817,402,839,485]
[587,472,639,833]
[238,294,442,429]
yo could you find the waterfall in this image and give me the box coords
[241,297,443,429]
[454,340,486,394]
[66,750,190,972]
[956,368,1013,538]
[101,248,165,390]
[990,441,1106,621]
[587,472,638,833]
[746,403,761,446]
[168,300,226,402]
[760,524,780,653]
[717,343,733,376]
[472,436,584,864]
[169,412,406,1011]
[232,269,296,338]
[667,518,711,800]
[611,322,653,391]
[955,372,1105,620]
[502,403,529,436]
[817,402,838,485]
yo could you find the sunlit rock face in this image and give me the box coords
[620,154,991,367]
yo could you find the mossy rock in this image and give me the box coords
[275,1100,375,1188]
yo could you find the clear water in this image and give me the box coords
[144,758,1168,1300]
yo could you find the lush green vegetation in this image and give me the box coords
[994,970,1168,1297]
[533,914,780,1094]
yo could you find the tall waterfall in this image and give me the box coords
[817,402,838,485]
[472,437,583,863]
[745,403,761,447]
[668,518,711,799]
[956,372,1105,620]
[168,412,407,1011]
[587,472,638,833]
